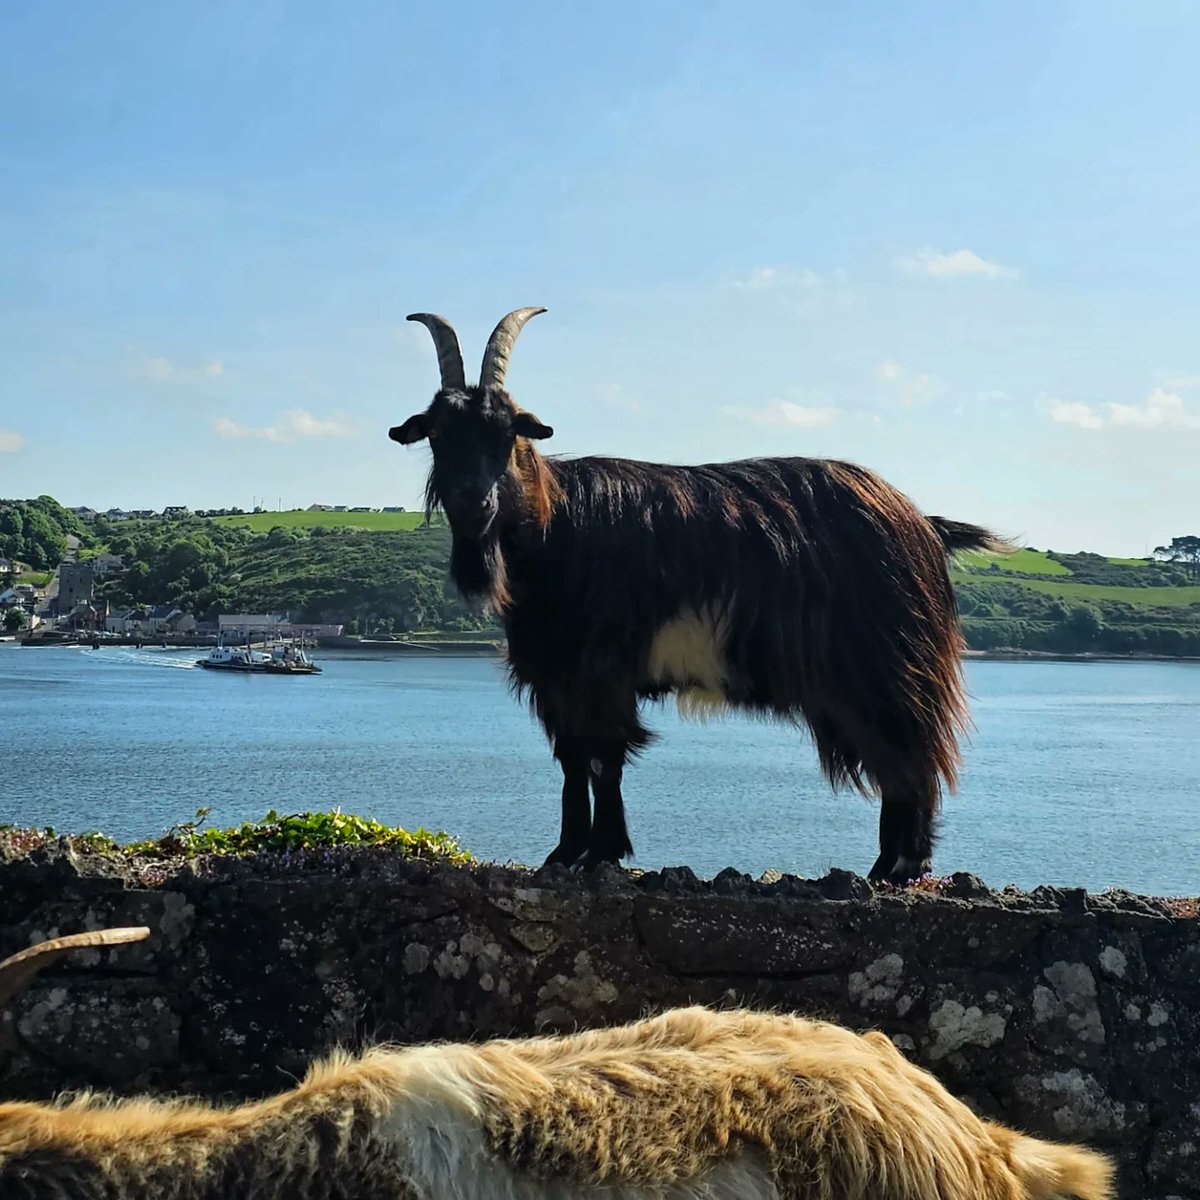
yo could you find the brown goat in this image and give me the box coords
[0,930,1112,1200]
[391,308,1007,882]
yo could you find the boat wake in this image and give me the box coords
[71,646,199,669]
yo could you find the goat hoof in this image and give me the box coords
[542,842,588,869]
[868,855,931,887]
[570,848,623,874]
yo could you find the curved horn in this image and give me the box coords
[0,927,150,1007]
[479,307,547,391]
[406,313,467,391]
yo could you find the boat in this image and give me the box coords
[18,630,80,647]
[197,637,322,674]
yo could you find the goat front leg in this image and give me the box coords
[572,742,634,871]
[542,734,591,867]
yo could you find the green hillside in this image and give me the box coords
[959,574,1200,607]
[954,546,1200,656]
[958,548,1072,575]
[7,496,1198,656]
[213,509,431,533]
[87,512,483,634]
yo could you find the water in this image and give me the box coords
[1,643,1197,895]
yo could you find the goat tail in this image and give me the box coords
[926,515,1013,558]
[1003,1129,1116,1200]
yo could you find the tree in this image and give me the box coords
[3,608,26,632]
[1065,603,1104,647]
[1154,535,1200,581]
[0,496,93,570]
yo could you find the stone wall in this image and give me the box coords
[1,844,1197,1198]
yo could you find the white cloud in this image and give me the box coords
[286,410,353,438]
[1049,388,1200,431]
[0,430,24,453]
[1109,388,1200,429]
[894,247,1018,280]
[1049,400,1105,430]
[1163,373,1200,390]
[721,399,840,429]
[874,360,935,406]
[723,266,823,291]
[213,409,354,443]
[214,417,286,442]
[597,383,643,414]
[134,354,225,383]
[394,324,436,356]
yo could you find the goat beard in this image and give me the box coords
[449,532,510,612]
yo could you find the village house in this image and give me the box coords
[105,608,148,635]
[72,506,98,520]
[64,599,108,631]
[218,612,341,639]
[0,585,36,614]
[147,604,197,634]
[218,612,288,637]
[88,552,125,578]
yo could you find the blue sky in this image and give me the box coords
[1,0,1197,555]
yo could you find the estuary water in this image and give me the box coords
[1,643,1196,896]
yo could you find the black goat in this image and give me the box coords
[390,308,1004,883]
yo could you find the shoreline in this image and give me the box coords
[964,647,1200,664]
[4,635,1197,664]
[337,642,1200,664]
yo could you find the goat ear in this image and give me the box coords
[511,411,554,440]
[389,414,430,445]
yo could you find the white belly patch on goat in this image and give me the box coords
[378,1039,780,1200]
[385,1095,778,1200]
[645,607,730,720]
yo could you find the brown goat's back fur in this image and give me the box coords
[0,1005,1112,1200]
[468,1006,1112,1199]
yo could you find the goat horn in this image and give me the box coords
[479,307,547,390]
[406,313,467,391]
[0,927,150,1007]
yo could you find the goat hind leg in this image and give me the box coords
[868,792,938,885]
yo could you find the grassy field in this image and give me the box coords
[957,573,1200,608]
[211,509,433,533]
[959,549,1162,575]
[958,548,1072,575]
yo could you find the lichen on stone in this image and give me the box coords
[1035,960,1106,1045]
[926,1000,1007,1060]
[1099,944,1128,978]
[848,954,904,1007]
